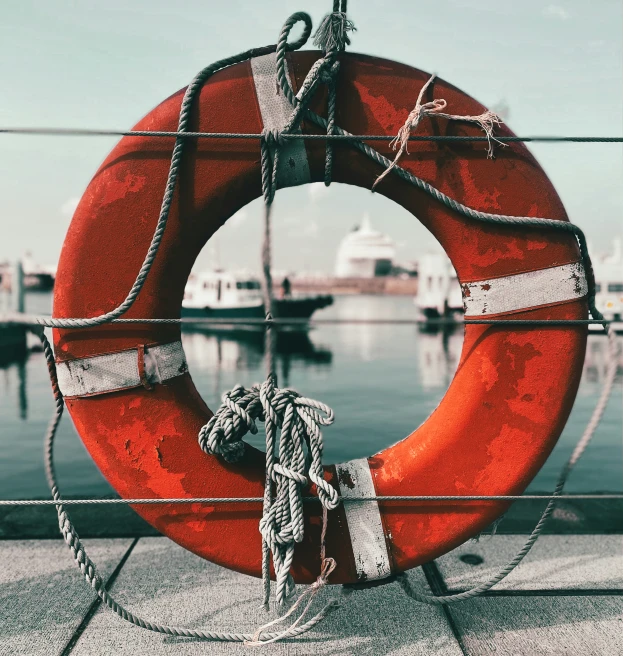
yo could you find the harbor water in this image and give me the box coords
[0,292,621,500]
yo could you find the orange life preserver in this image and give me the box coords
[53,50,587,585]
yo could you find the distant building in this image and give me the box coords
[335,215,396,278]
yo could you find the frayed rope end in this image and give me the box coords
[313,12,356,53]
[372,74,506,191]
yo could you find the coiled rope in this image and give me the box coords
[198,382,339,606]
[20,2,619,647]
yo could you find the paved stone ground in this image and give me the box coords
[1,535,621,655]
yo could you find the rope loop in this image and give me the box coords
[198,384,263,463]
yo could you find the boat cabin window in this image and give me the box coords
[607,283,623,292]
[595,283,601,293]
[236,281,261,290]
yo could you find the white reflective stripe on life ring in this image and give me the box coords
[462,261,588,317]
[250,52,311,188]
[336,458,392,582]
[56,341,188,398]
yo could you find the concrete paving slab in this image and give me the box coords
[436,535,623,591]
[72,537,464,656]
[448,596,623,656]
[0,538,134,656]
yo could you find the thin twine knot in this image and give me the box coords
[372,74,505,191]
[245,507,338,647]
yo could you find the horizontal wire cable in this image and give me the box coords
[1,127,622,142]
[2,494,622,505]
[0,315,615,326]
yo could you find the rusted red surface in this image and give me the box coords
[53,52,586,584]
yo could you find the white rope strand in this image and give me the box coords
[372,74,504,190]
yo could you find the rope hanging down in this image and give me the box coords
[28,4,618,648]
[198,1,353,626]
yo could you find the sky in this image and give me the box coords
[0,0,621,274]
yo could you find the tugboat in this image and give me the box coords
[182,269,333,330]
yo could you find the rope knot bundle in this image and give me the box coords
[198,378,338,605]
[198,384,261,462]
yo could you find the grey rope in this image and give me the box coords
[34,27,311,330]
[272,41,603,322]
[6,314,615,327]
[198,8,353,611]
[200,382,339,606]
[312,0,355,185]
[267,10,618,605]
[34,20,344,644]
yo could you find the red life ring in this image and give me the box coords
[53,50,587,585]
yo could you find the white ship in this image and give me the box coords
[590,238,623,333]
[335,214,395,278]
[414,252,462,321]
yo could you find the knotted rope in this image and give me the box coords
[372,73,504,190]
[198,380,339,607]
[203,2,354,618]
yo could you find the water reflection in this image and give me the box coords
[181,327,332,388]
[416,327,462,389]
[0,293,621,497]
[0,350,28,420]
[583,333,623,384]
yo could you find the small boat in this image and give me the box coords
[589,239,623,333]
[182,269,333,330]
[414,252,463,325]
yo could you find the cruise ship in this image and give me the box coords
[335,214,396,278]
